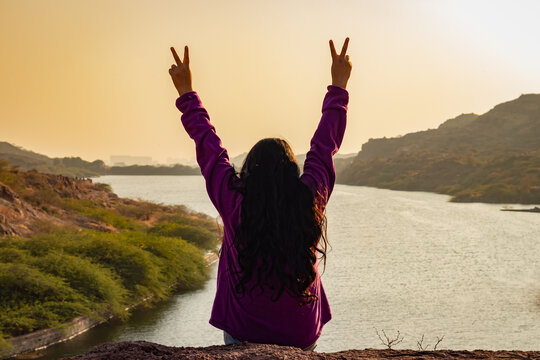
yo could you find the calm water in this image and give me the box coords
[38,175,540,358]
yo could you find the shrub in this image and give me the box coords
[0,263,92,336]
[94,182,113,193]
[30,252,128,318]
[61,198,141,230]
[0,223,210,339]
[148,222,218,250]
[122,232,208,291]
[115,201,163,220]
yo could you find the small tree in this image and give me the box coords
[374,328,404,350]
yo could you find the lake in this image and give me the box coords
[38,175,540,359]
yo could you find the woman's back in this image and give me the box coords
[169,38,352,349]
[211,188,331,349]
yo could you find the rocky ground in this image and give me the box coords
[63,341,540,360]
[0,169,201,236]
[0,173,115,236]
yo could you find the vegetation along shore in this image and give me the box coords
[0,160,219,357]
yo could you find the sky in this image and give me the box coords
[1,0,540,164]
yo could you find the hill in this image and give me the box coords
[337,94,540,204]
[0,142,107,177]
[0,142,199,177]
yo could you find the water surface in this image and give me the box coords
[38,175,540,358]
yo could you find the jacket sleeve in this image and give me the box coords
[300,85,349,209]
[176,91,240,220]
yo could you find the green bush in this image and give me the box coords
[115,201,163,220]
[0,263,92,336]
[0,160,22,191]
[31,252,128,318]
[0,228,209,340]
[122,232,208,291]
[158,212,218,233]
[0,331,13,358]
[61,198,141,230]
[148,222,218,250]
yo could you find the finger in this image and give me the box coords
[329,40,337,58]
[170,47,182,65]
[340,37,349,57]
[183,46,189,66]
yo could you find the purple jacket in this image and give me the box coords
[176,85,348,349]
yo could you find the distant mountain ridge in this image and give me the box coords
[337,94,540,204]
[356,94,540,161]
[0,142,199,177]
[0,142,107,177]
[0,142,51,163]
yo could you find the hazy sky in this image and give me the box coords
[1,0,540,164]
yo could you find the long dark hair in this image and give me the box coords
[231,138,328,304]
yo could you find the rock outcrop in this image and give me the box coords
[63,341,540,360]
[0,180,63,236]
[0,163,205,238]
[0,169,163,236]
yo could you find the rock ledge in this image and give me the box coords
[63,341,540,360]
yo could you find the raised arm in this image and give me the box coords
[301,38,352,207]
[169,46,240,220]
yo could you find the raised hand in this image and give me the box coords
[329,38,352,89]
[169,46,193,96]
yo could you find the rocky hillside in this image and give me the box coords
[0,169,116,236]
[337,94,540,204]
[0,160,217,239]
[355,94,540,161]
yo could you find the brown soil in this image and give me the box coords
[62,341,540,360]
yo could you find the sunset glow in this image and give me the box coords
[1,0,539,163]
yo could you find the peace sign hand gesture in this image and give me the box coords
[329,38,352,89]
[169,46,193,96]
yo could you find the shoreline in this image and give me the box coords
[501,206,540,213]
[2,254,219,359]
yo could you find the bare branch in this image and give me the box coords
[434,335,445,350]
[374,327,404,350]
[416,334,430,350]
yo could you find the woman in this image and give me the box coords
[168,38,351,350]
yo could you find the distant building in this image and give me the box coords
[110,155,153,166]
[166,157,197,166]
